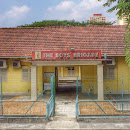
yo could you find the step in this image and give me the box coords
[53,116,76,121]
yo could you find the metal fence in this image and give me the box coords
[77,100,130,119]
[0,100,47,117]
[47,75,55,118]
[76,75,130,119]
[0,75,55,119]
[80,75,130,98]
[47,95,54,117]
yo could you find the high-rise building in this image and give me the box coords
[118,15,129,25]
[89,14,106,23]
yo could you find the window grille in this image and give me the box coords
[0,69,7,82]
[103,67,115,80]
[22,68,31,81]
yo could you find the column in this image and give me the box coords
[97,64,104,100]
[79,66,81,78]
[61,67,63,78]
[31,65,37,100]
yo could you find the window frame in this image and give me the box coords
[22,68,31,82]
[67,67,75,77]
[0,69,7,82]
[103,66,115,80]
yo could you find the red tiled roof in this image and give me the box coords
[0,25,126,57]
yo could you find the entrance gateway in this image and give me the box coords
[30,50,105,101]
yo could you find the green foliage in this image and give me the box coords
[98,0,130,19]
[98,0,130,67]
[18,20,114,27]
[124,25,130,67]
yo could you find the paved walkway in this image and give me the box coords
[45,91,80,129]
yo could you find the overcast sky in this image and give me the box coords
[0,0,118,27]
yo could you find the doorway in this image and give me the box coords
[55,66,81,93]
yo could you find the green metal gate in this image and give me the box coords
[76,76,130,119]
[0,75,56,119]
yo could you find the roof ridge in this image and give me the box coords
[0,25,126,29]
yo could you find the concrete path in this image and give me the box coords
[45,91,80,129]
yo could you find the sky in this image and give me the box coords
[0,0,118,27]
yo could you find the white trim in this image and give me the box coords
[0,55,125,59]
[104,90,130,94]
[0,56,32,58]
[0,92,30,96]
[32,61,102,66]
[59,76,81,80]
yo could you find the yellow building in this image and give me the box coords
[0,25,129,100]
[118,15,129,25]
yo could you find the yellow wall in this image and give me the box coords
[81,65,97,92]
[58,66,80,77]
[81,57,130,94]
[0,56,129,94]
[43,66,55,83]
[117,57,130,92]
[1,59,31,93]
[104,57,130,93]
[37,66,43,93]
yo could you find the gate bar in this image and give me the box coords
[122,75,124,112]
[25,82,51,115]
[77,81,106,114]
[1,76,3,115]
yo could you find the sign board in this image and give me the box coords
[32,50,101,60]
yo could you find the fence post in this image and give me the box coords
[53,75,55,115]
[51,77,53,97]
[122,75,124,112]
[1,76,3,115]
[76,76,78,97]
[46,103,49,118]
[51,75,55,115]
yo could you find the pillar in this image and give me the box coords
[31,65,37,100]
[61,67,63,77]
[97,64,104,100]
[79,66,81,78]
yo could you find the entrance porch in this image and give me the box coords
[30,60,104,100]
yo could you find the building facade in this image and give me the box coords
[118,15,129,25]
[0,25,129,100]
[89,14,106,23]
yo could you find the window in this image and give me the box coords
[67,67,75,76]
[103,67,115,80]
[22,68,31,81]
[0,69,7,82]
[44,72,54,79]
[0,61,3,67]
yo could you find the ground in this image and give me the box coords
[0,91,130,129]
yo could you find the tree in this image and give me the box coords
[18,20,114,27]
[98,0,130,66]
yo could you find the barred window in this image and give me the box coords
[0,69,7,82]
[104,67,115,80]
[22,68,31,81]
[67,67,75,76]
